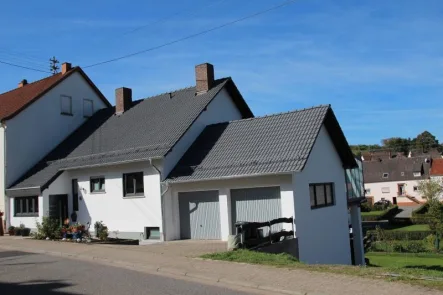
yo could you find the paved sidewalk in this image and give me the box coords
[0,237,440,295]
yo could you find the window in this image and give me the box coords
[364,188,371,194]
[381,187,390,193]
[413,172,421,177]
[61,95,72,115]
[309,183,334,209]
[123,172,144,197]
[398,184,406,196]
[401,172,405,176]
[382,173,389,179]
[413,186,418,192]
[14,196,39,216]
[72,179,79,211]
[83,99,94,118]
[90,177,105,193]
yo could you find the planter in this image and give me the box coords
[8,230,15,236]
[14,228,22,236]
[21,228,31,237]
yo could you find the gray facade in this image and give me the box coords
[179,191,221,240]
[230,187,282,236]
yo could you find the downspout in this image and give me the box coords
[149,158,169,241]
[1,122,8,229]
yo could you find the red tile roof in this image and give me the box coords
[0,67,110,121]
[430,158,443,176]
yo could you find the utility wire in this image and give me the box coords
[84,0,297,68]
[0,60,51,73]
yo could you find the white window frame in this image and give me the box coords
[413,172,421,177]
[382,173,389,179]
[83,99,94,118]
[381,187,390,193]
[61,95,73,115]
[90,176,105,193]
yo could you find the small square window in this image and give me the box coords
[382,173,389,178]
[61,95,72,115]
[413,186,418,192]
[90,177,105,193]
[365,188,371,194]
[401,172,405,176]
[309,183,334,209]
[83,99,94,118]
[382,187,390,193]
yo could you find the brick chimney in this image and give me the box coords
[115,87,132,115]
[62,62,72,74]
[18,79,28,88]
[195,63,214,94]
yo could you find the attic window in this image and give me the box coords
[413,172,421,177]
[61,95,72,115]
[382,173,389,178]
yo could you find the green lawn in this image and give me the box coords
[361,210,385,217]
[202,250,443,290]
[390,224,430,231]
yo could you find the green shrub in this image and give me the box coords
[361,206,399,222]
[36,217,61,239]
[404,241,427,253]
[361,202,372,212]
[367,229,433,241]
[94,221,109,241]
[371,240,429,253]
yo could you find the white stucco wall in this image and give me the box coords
[163,88,243,178]
[293,125,352,265]
[430,176,443,199]
[365,180,424,204]
[165,174,293,241]
[61,161,163,239]
[5,71,108,188]
[0,125,5,213]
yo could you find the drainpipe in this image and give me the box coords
[1,122,8,230]
[149,158,169,241]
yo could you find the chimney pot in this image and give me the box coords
[115,87,132,115]
[62,62,72,74]
[195,63,214,94]
[18,79,28,88]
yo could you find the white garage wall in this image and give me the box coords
[293,125,352,265]
[165,174,293,241]
[0,125,5,214]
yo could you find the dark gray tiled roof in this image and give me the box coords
[167,105,357,182]
[8,78,253,193]
[363,157,431,183]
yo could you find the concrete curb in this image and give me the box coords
[0,244,313,295]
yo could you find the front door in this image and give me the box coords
[392,197,397,205]
[48,194,69,225]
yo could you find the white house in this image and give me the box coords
[363,157,431,206]
[0,63,111,226]
[6,63,363,265]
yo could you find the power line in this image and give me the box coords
[123,0,229,35]
[84,0,297,68]
[0,60,51,73]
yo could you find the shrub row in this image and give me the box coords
[361,206,399,222]
[371,240,430,253]
[367,229,433,241]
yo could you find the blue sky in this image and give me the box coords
[0,0,442,144]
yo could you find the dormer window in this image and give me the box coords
[382,173,389,178]
[413,172,421,177]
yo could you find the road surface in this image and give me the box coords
[0,250,269,295]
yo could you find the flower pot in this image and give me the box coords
[21,228,31,237]
[8,230,14,236]
[14,228,22,236]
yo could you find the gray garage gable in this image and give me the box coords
[167,105,357,182]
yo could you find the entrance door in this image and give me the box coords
[392,197,397,205]
[49,194,69,225]
[179,191,221,240]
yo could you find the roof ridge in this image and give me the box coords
[135,77,230,103]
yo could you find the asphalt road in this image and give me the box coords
[0,250,267,295]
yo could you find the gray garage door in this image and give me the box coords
[231,187,282,236]
[179,191,221,240]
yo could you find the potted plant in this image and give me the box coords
[14,227,22,236]
[8,226,15,236]
[21,227,31,237]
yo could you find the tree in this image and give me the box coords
[381,137,411,155]
[414,131,439,152]
[418,179,443,250]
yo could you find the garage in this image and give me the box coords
[178,190,221,240]
[230,186,283,235]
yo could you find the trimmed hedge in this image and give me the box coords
[371,240,429,253]
[367,229,433,241]
[361,206,399,222]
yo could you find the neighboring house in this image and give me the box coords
[6,63,361,265]
[0,63,110,224]
[363,157,431,206]
[430,158,443,199]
